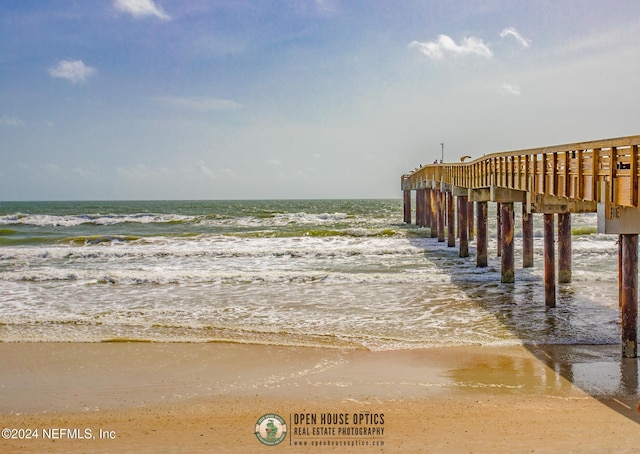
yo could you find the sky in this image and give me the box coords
[2,0,640,201]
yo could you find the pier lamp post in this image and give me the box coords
[440,142,444,163]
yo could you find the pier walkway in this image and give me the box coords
[401,135,640,358]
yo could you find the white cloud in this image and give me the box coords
[313,0,339,15]
[44,163,61,175]
[156,96,243,112]
[71,163,99,179]
[48,59,97,84]
[72,167,90,178]
[409,34,493,60]
[116,164,173,180]
[498,83,522,96]
[220,168,239,178]
[0,115,25,127]
[500,27,530,48]
[114,0,170,20]
[196,160,216,179]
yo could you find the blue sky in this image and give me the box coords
[2,0,640,200]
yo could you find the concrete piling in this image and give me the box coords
[476,201,488,267]
[558,213,572,284]
[544,213,556,307]
[500,202,515,283]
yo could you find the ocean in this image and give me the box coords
[0,199,627,350]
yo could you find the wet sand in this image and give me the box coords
[1,342,639,453]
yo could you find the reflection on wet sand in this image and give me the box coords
[443,343,638,424]
[446,250,639,424]
[529,344,639,422]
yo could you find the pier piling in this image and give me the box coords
[544,213,556,307]
[422,189,429,227]
[437,190,445,242]
[403,190,411,224]
[496,203,502,257]
[501,202,515,283]
[467,201,475,241]
[459,196,469,258]
[621,234,638,358]
[522,204,534,268]
[430,189,438,238]
[558,213,572,283]
[425,188,432,227]
[447,192,455,247]
[618,236,623,307]
[476,201,488,267]
[415,189,422,226]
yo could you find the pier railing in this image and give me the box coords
[402,135,640,210]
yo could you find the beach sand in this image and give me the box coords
[1,342,639,453]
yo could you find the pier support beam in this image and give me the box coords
[476,201,488,267]
[544,213,556,307]
[421,188,429,227]
[501,202,515,283]
[437,190,445,242]
[415,188,423,226]
[447,192,455,247]
[424,188,430,227]
[403,190,411,224]
[425,188,432,228]
[558,213,572,283]
[621,234,638,358]
[619,237,623,306]
[458,196,469,258]
[467,200,474,241]
[417,189,422,226]
[522,204,534,268]
[423,188,430,227]
[496,203,502,257]
[430,189,438,238]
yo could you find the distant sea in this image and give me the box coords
[0,199,627,350]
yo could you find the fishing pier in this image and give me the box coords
[401,135,640,358]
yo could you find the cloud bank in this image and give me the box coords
[114,0,171,21]
[409,34,493,60]
[48,59,97,84]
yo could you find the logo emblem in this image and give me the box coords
[255,413,287,446]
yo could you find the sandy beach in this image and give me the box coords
[0,342,639,453]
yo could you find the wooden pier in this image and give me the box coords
[401,135,640,358]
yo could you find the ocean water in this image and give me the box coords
[0,199,628,350]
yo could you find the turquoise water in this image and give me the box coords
[0,199,626,349]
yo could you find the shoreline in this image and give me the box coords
[1,342,639,452]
